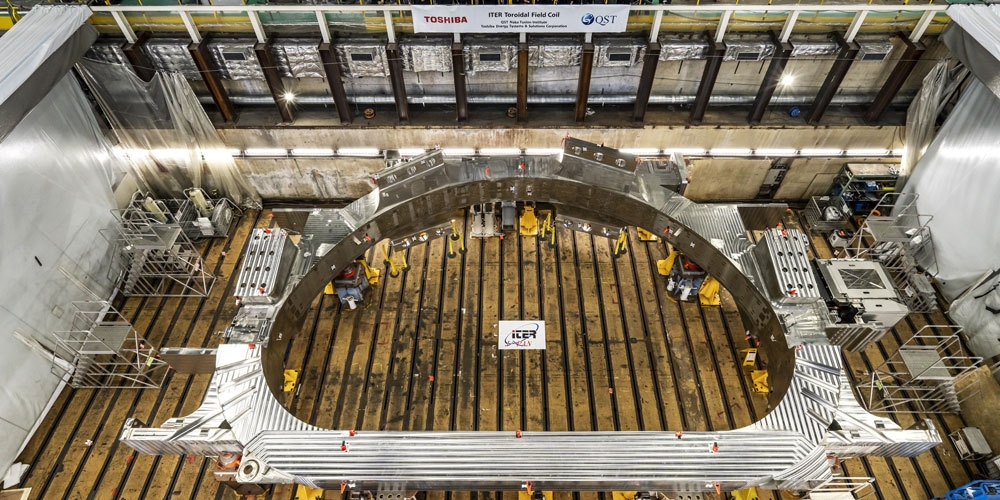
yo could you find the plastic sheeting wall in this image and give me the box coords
[904,79,1000,300]
[0,75,125,480]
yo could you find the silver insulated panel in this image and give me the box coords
[752,228,820,303]
[272,40,324,78]
[658,35,710,61]
[790,40,839,57]
[595,38,645,67]
[145,39,201,80]
[724,38,776,62]
[234,228,298,304]
[210,40,264,80]
[337,42,389,77]
[401,39,452,73]
[857,40,895,61]
[85,41,127,65]
[529,39,582,67]
[465,41,517,73]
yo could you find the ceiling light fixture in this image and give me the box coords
[779,74,795,86]
[619,148,662,156]
[478,148,523,156]
[799,148,844,156]
[337,148,382,157]
[755,149,798,157]
[441,148,476,156]
[243,148,289,157]
[844,149,891,157]
[397,148,426,157]
[708,148,754,156]
[291,148,335,156]
[283,91,296,102]
[523,148,563,156]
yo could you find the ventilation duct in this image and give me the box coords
[401,39,453,73]
[336,41,389,77]
[595,37,645,67]
[464,40,517,73]
[145,38,201,80]
[271,39,324,78]
[529,38,582,67]
[209,39,264,80]
[658,34,710,61]
[723,38,775,62]
[857,40,895,62]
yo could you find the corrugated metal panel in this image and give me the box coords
[272,39,324,78]
[209,39,264,80]
[401,39,452,72]
[145,38,201,80]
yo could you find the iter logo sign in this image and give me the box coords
[498,321,546,350]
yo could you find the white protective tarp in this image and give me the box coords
[0,5,96,143]
[77,59,260,207]
[0,74,124,480]
[903,79,1000,300]
[945,5,1000,101]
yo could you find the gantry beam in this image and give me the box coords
[188,37,237,123]
[386,42,409,123]
[517,41,529,123]
[864,32,925,124]
[806,33,858,126]
[318,42,352,125]
[748,32,792,124]
[254,41,294,123]
[452,42,468,122]
[633,42,660,123]
[122,31,156,82]
[690,36,724,125]
[575,42,595,123]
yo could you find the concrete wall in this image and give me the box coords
[221,125,901,201]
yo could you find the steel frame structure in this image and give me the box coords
[121,139,942,495]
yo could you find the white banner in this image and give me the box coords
[498,320,546,350]
[412,5,629,34]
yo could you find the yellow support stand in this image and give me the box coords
[283,370,299,393]
[519,491,553,500]
[540,212,556,247]
[295,484,325,499]
[698,276,721,306]
[751,369,770,394]
[610,492,637,500]
[613,229,628,257]
[656,248,679,276]
[324,282,335,295]
[384,243,399,278]
[733,486,760,500]
[356,259,380,287]
[740,348,758,367]
[637,227,658,242]
[520,206,539,236]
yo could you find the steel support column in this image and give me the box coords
[864,33,925,124]
[806,33,859,125]
[517,42,529,123]
[574,43,595,122]
[318,42,352,125]
[254,41,294,123]
[633,42,661,122]
[386,42,409,123]
[748,33,792,124]
[452,42,468,122]
[189,38,236,123]
[690,37,724,125]
[122,31,156,82]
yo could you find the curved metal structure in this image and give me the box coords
[121,139,940,494]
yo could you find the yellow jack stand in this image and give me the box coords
[698,276,721,306]
[520,206,539,236]
[519,491,553,500]
[656,248,679,276]
[324,282,335,295]
[740,348,758,367]
[751,369,770,394]
[283,370,299,393]
[356,259,380,287]
[539,212,556,247]
[613,229,629,258]
[295,484,324,499]
[733,486,759,500]
[611,492,638,500]
[637,227,658,242]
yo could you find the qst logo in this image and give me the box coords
[581,13,617,26]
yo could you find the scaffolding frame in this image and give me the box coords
[105,196,215,297]
[859,325,982,414]
[842,192,939,313]
[51,301,167,389]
